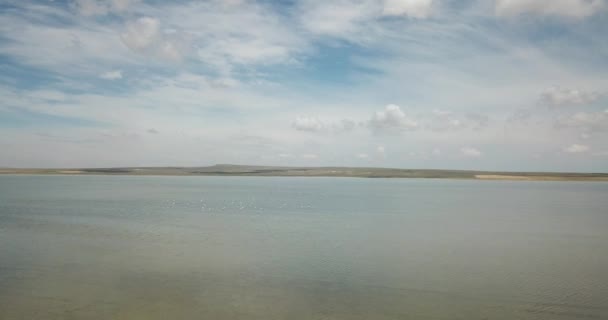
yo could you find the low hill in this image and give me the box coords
[2,165,608,181]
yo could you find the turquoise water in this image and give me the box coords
[0,175,607,319]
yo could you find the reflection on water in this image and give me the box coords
[1,175,607,319]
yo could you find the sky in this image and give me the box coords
[0,0,607,171]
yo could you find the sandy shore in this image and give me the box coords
[475,174,608,181]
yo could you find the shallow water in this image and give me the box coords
[0,175,607,319]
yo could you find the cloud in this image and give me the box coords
[158,42,182,61]
[296,0,375,41]
[302,153,319,159]
[297,108,488,135]
[28,90,67,102]
[426,110,490,131]
[292,116,356,133]
[297,0,433,40]
[563,144,590,153]
[369,104,418,133]
[173,1,306,71]
[72,0,137,16]
[111,0,136,12]
[296,107,488,135]
[432,109,452,117]
[339,119,357,131]
[0,5,135,76]
[99,70,123,80]
[293,116,324,132]
[121,17,161,52]
[382,0,434,18]
[72,0,109,16]
[2,0,608,172]
[460,147,482,157]
[465,113,490,130]
[119,17,186,62]
[556,111,608,132]
[356,153,369,159]
[211,78,240,88]
[0,1,306,76]
[147,128,159,134]
[506,109,534,125]
[539,86,600,107]
[427,109,462,131]
[495,0,605,18]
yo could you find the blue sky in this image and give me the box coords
[1,0,607,171]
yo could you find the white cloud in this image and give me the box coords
[121,17,161,52]
[73,0,109,16]
[99,70,123,80]
[432,148,441,156]
[173,1,306,70]
[158,42,182,62]
[292,116,356,133]
[556,111,608,132]
[339,119,357,131]
[298,0,377,38]
[298,0,433,40]
[111,0,136,12]
[2,0,608,172]
[465,114,490,130]
[147,128,159,134]
[432,109,451,117]
[293,116,325,132]
[302,153,319,159]
[540,86,600,107]
[0,7,135,75]
[211,78,240,88]
[377,145,386,158]
[495,0,605,18]
[460,147,482,157]
[28,90,67,102]
[382,0,434,18]
[564,144,590,153]
[0,1,306,76]
[120,17,186,62]
[427,110,462,131]
[210,39,292,65]
[427,110,489,131]
[356,153,369,159]
[72,0,137,16]
[369,104,418,132]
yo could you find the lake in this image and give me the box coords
[0,175,607,319]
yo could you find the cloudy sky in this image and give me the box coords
[1,0,607,171]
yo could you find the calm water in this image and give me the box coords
[0,175,607,319]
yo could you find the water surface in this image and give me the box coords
[1,175,607,319]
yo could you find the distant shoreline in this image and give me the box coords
[1,165,607,181]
